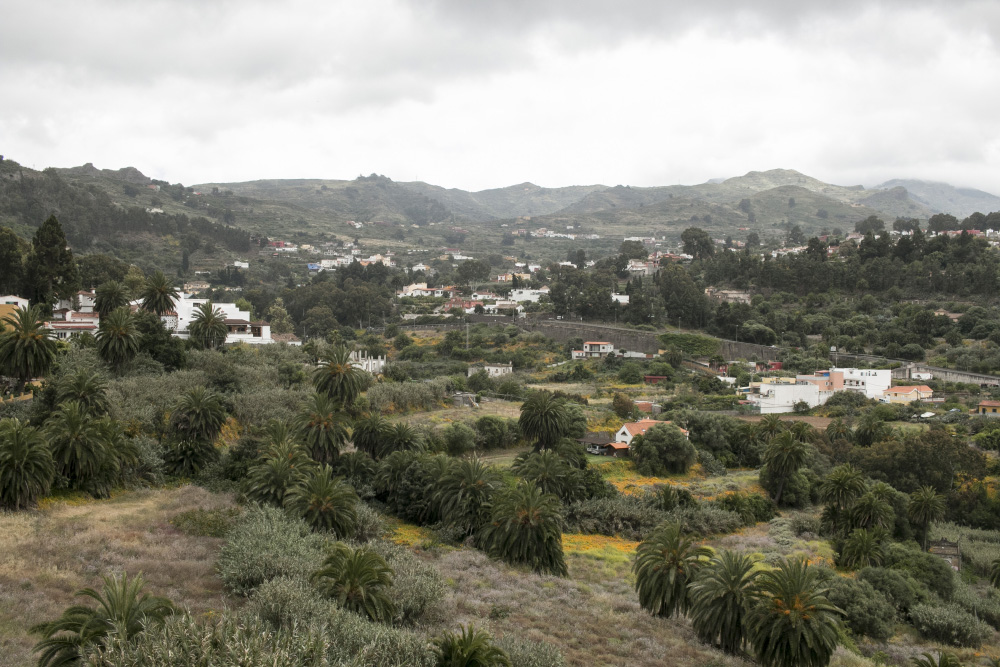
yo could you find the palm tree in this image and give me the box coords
[246,439,314,507]
[188,301,229,350]
[854,414,891,447]
[909,485,946,551]
[435,457,501,537]
[94,280,128,318]
[511,450,584,503]
[0,305,57,391]
[757,414,785,441]
[284,464,358,537]
[433,624,512,667]
[163,438,218,477]
[788,421,814,443]
[841,528,885,569]
[31,572,175,667]
[990,557,1000,589]
[688,550,761,655]
[909,652,964,667]
[139,270,179,317]
[96,307,140,372]
[478,482,568,576]
[518,392,570,451]
[745,558,843,667]
[294,393,350,465]
[313,345,367,406]
[634,521,713,618]
[0,418,55,510]
[850,492,894,531]
[825,418,852,443]
[763,432,809,505]
[352,413,391,460]
[819,464,866,511]
[46,400,110,488]
[334,451,377,489]
[386,422,423,457]
[735,422,765,467]
[170,386,227,443]
[312,542,396,622]
[56,369,110,416]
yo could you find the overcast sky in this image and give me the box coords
[2,0,999,193]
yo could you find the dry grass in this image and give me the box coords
[0,486,236,667]
[592,459,763,501]
[736,415,833,428]
[386,400,522,427]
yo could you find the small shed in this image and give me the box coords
[927,538,961,571]
[576,432,613,455]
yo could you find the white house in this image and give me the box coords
[611,293,630,305]
[56,291,96,313]
[834,368,892,399]
[232,260,250,269]
[0,295,29,309]
[161,296,282,345]
[510,287,550,303]
[467,362,513,378]
[571,341,615,359]
[749,382,822,414]
[615,419,690,446]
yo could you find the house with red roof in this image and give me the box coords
[881,385,933,404]
[977,400,1000,416]
[614,418,689,447]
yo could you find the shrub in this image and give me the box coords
[324,606,435,666]
[824,576,895,641]
[952,580,1000,629]
[366,540,446,625]
[667,504,743,537]
[714,492,775,526]
[354,502,388,542]
[884,542,956,600]
[441,422,477,456]
[857,567,921,614]
[170,507,242,537]
[564,495,666,541]
[909,602,993,647]
[247,576,332,630]
[494,637,566,667]
[217,505,325,596]
[631,423,696,476]
[696,449,727,477]
[163,438,218,477]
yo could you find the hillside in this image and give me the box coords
[874,178,1000,218]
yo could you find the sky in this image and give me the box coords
[2,0,1000,193]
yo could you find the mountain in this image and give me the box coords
[400,181,607,220]
[873,179,1000,219]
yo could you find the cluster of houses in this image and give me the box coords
[738,367,937,414]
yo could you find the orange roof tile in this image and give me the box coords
[885,385,932,394]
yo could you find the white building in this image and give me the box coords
[349,350,385,374]
[467,362,513,378]
[161,296,283,345]
[232,260,250,269]
[0,295,29,309]
[571,341,615,359]
[612,293,630,305]
[834,368,892,399]
[750,382,822,414]
[615,419,689,446]
[56,291,96,313]
[510,287,550,303]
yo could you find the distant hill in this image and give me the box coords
[873,179,1000,219]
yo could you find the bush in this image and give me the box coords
[495,636,566,667]
[324,605,435,666]
[714,492,775,526]
[909,602,993,647]
[564,495,666,541]
[952,579,1000,630]
[474,415,520,450]
[247,576,332,629]
[696,449,727,477]
[441,422,477,456]
[170,507,242,537]
[667,503,743,537]
[857,567,921,614]
[884,542,956,601]
[366,540,446,625]
[354,502,388,542]
[824,576,896,641]
[631,424,696,476]
[216,505,325,596]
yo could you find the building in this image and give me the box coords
[615,418,689,447]
[467,362,513,379]
[571,341,615,359]
[748,382,823,414]
[349,350,385,374]
[56,290,96,313]
[881,385,933,404]
[0,296,29,323]
[165,296,283,345]
[834,368,892,399]
[977,400,1000,416]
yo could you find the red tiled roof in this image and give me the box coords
[606,442,630,450]
[979,400,1000,407]
[885,385,932,394]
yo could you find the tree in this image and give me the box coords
[634,521,712,618]
[855,216,885,235]
[511,450,585,503]
[246,438,313,507]
[688,550,761,654]
[478,482,567,576]
[313,345,367,406]
[435,457,502,537]
[681,227,715,260]
[433,624,512,667]
[786,226,806,246]
[820,464,866,512]
[139,270,179,316]
[188,301,228,350]
[24,215,78,308]
[0,418,54,510]
[611,392,634,419]
[762,432,808,505]
[746,231,760,247]
[0,305,57,391]
[312,542,396,622]
[284,464,358,537]
[850,492,894,531]
[745,558,843,667]
[0,226,26,295]
[631,424,696,476]
[991,557,1000,589]
[294,392,349,465]
[351,413,391,460]
[170,386,227,443]
[45,400,110,489]
[32,572,175,667]
[518,392,571,452]
[841,528,885,569]
[96,307,140,372]
[908,485,946,551]
[94,281,128,319]
[265,297,294,334]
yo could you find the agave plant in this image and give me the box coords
[32,572,175,667]
[0,418,55,510]
[433,624,512,667]
[745,558,843,667]
[284,464,358,537]
[633,521,713,618]
[311,542,396,622]
[478,482,568,576]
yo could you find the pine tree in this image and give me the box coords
[24,216,78,309]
